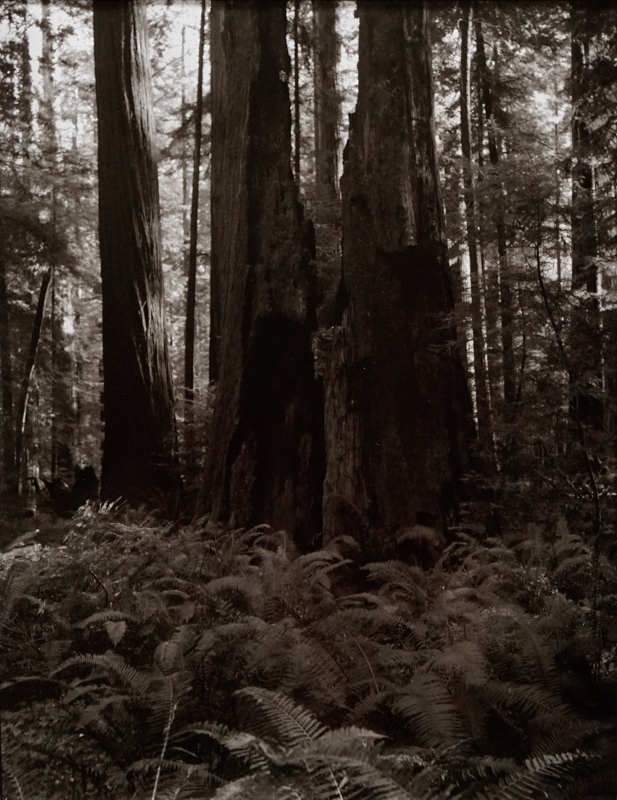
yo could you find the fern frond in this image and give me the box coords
[429,640,488,685]
[204,575,263,614]
[473,751,593,800]
[361,561,428,603]
[235,687,329,747]
[531,718,611,756]
[75,608,138,628]
[389,673,466,748]
[480,607,561,692]
[478,681,572,722]
[154,625,196,674]
[52,652,151,695]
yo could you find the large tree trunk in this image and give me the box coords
[205,1,324,550]
[93,0,178,503]
[475,14,516,421]
[570,0,603,430]
[319,1,474,545]
[460,1,493,462]
[312,0,339,202]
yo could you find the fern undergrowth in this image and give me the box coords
[0,506,615,799]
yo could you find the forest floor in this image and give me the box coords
[0,501,616,799]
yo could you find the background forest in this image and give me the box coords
[0,1,616,799]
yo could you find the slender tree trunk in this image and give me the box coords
[312,0,339,201]
[312,0,342,328]
[205,0,324,549]
[293,0,301,184]
[42,1,73,480]
[93,0,178,503]
[570,1,603,430]
[17,0,32,156]
[209,3,222,385]
[15,269,52,478]
[184,0,206,462]
[554,117,562,290]
[0,255,15,483]
[442,154,469,378]
[181,19,190,275]
[476,66,501,411]
[475,14,516,420]
[460,1,493,460]
[318,1,474,545]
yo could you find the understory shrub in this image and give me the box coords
[0,506,615,799]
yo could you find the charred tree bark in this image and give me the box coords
[205,1,324,549]
[475,13,516,421]
[318,1,474,545]
[184,0,206,459]
[570,1,603,430]
[93,0,178,503]
[460,1,493,461]
[312,0,339,201]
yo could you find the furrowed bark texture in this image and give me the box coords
[206,0,324,549]
[93,0,177,503]
[319,1,474,543]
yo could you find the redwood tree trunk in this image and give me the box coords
[205,0,324,549]
[312,0,339,201]
[319,1,474,544]
[93,0,178,503]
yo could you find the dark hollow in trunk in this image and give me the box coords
[205,1,324,550]
[319,1,475,546]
